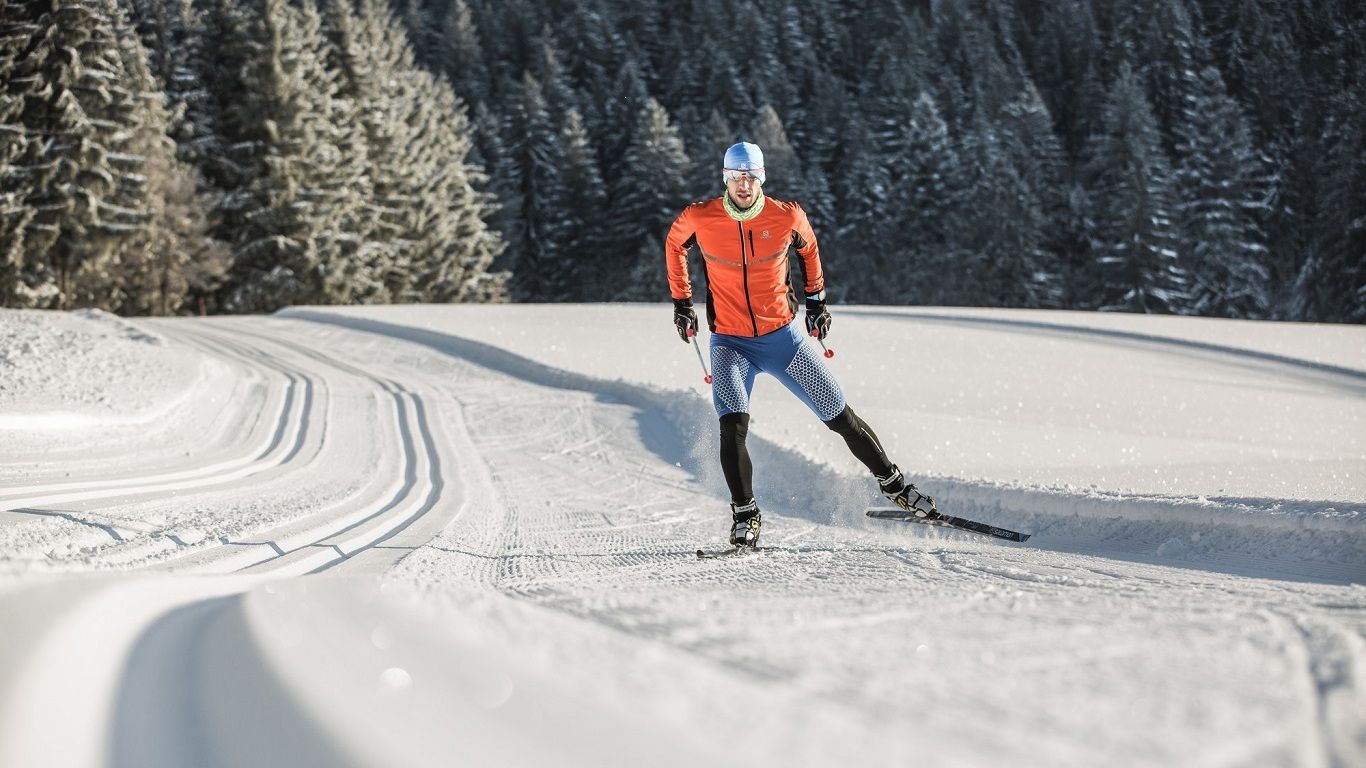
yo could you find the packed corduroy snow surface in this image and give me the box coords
[0,304,1363,768]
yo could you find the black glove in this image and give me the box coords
[673,298,698,342]
[805,291,831,340]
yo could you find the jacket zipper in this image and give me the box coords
[739,223,758,335]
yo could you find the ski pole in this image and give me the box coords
[688,328,712,384]
[810,327,834,358]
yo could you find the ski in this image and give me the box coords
[866,508,1031,542]
[696,545,764,559]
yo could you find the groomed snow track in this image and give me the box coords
[1,308,1362,768]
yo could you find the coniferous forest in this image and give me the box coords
[1,0,1362,321]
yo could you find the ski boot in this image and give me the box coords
[729,499,762,547]
[877,465,939,519]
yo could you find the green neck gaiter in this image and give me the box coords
[723,189,765,222]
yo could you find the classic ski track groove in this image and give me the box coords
[160,320,445,576]
[1,317,441,575]
[0,325,320,547]
[0,337,310,512]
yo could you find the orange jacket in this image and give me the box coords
[665,195,825,337]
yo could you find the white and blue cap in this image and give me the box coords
[722,142,765,185]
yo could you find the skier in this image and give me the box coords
[665,141,938,548]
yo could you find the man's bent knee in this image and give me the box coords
[720,411,750,440]
[823,405,857,435]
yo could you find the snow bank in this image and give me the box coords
[0,309,210,431]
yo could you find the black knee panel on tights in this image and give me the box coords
[824,405,858,436]
[823,405,894,477]
[720,411,750,440]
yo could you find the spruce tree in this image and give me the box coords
[324,0,502,303]
[0,0,172,310]
[685,109,737,201]
[397,0,441,65]
[215,0,370,312]
[1173,66,1272,318]
[548,108,606,300]
[1129,0,1214,152]
[1293,79,1366,323]
[507,73,566,301]
[99,0,204,315]
[609,97,691,301]
[439,0,490,106]
[699,51,756,129]
[1000,83,1070,306]
[472,100,522,276]
[957,112,1060,309]
[830,114,893,302]
[888,92,962,305]
[0,1,38,306]
[751,106,824,226]
[1082,64,1190,313]
[598,58,652,180]
[1030,0,1104,159]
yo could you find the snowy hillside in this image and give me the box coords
[1,305,1363,768]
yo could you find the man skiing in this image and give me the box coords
[665,141,938,548]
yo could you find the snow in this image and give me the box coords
[0,304,1363,767]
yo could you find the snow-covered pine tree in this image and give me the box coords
[1173,66,1272,318]
[954,111,1059,309]
[775,0,822,134]
[792,68,850,186]
[215,0,370,312]
[545,108,606,300]
[851,30,923,252]
[0,0,171,310]
[1292,78,1366,323]
[610,97,690,301]
[1207,0,1301,304]
[439,0,489,106]
[598,57,652,182]
[531,33,581,125]
[507,73,566,301]
[1029,0,1104,160]
[348,0,502,303]
[397,0,441,66]
[320,0,403,302]
[1000,83,1069,306]
[659,28,704,126]
[929,0,1020,124]
[725,1,784,115]
[883,91,962,305]
[557,0,625,91]
[1082,63,1190,313]
[471,100,522,277]
[828,114,892,302]
[1129,0,1214,154]
[612,0,666,76]
[699,51,756,132]
[556,0,629,142]
[0,0,36,306]
[751,106,828,232]
[684,109,737,202]
[122,0,228,196]
[99,0,205,316]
